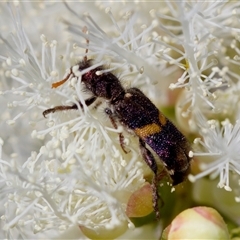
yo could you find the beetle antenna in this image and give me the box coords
[51,69,73,88]
[51,26,90,89]
[82,26,89,63]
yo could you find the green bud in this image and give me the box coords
[162,206,230,240]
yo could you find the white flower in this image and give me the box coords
[152,1,240,122]
[0,3,149,239]
[190,118,240,192]
[1,1,240,238]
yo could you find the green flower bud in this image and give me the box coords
[162,206,230,240]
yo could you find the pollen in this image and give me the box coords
[125,93,132,98]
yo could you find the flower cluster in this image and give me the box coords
[0,1,240,239]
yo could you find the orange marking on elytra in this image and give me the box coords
[135,123,161,139]
[159,113,167,126]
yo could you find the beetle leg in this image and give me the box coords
[105,108,129,154]
[139,138,163,219]
[43,96,97,118]
[139,139,157,174]
[152,174,164,220]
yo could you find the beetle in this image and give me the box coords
[43,49,192,219]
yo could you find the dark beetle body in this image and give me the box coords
[78,60,125,102]
[43,58,192,217]
[77,60,191,185]
[113,87,191,185]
